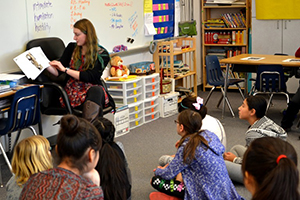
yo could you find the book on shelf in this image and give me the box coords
[14,47,50,80]
[221,12,246,28]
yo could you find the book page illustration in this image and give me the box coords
[14,47,50,80]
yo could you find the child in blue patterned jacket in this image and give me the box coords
[153,109,244,200]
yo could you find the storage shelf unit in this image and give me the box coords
[201,0,251,91]
[153,37,197,95]
[106,74,162,130]
[105,78,143,106]
[144,96,160,124]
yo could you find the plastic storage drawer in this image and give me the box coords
[128,101,144,114]
[129,116,144,130]
[144,111,160,124]
[144,96,159,108]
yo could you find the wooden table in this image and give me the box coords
[219,54,300,118]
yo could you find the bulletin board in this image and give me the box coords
[0,0,153,73]
[256,0,300,20]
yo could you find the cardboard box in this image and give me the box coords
[105,105,130,137]
[159,92,179,118]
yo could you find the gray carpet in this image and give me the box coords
[1,90,300,200]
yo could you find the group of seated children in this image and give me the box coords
[5,94,299,200]
[151,95,299,200]
[6,115,131,200]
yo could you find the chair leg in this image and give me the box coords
[216,95,223,108]
[236,83,245,99]
[221,88,235,117]
[204,86,215,105]
[0,142,12,172]
[297,118,300,128]
[0,164,2,187]
[266,94,274,114]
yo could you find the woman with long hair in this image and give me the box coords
[46,18,115,122]
[242,137,299,200]
[153,110,243,200]
[6,135,53,200]
[20,115,103,199]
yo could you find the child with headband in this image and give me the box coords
[178,95,226,149]
[242,137,299,200]
[158,95,226,167]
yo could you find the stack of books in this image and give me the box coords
[204,19,226,28]
[207,49,227,60]
[221,12,246,28]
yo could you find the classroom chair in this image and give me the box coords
[253,64,289,114]
[26,37,114,143]
[0,85,42,183]
[204,55,245,117]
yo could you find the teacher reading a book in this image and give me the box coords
[46,18,115,122]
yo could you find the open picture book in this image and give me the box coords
[14,47,50,80]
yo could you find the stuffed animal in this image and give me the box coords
[110,56,130,77]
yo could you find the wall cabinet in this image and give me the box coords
[201,0,251,91]
[153,37,197,95]
[252,19,300,56]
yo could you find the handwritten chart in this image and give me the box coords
[26,0,151,52]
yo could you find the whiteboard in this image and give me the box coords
[0,0,153,73]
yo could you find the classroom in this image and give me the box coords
[1,0,300,199]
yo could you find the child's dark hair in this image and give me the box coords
[242,137,299,200]
[93,117,130,200]
[93,117,115,144]
[246,96,267,118]
[56,114,102,173]
[177,110,209,164]
[178,95,207,119]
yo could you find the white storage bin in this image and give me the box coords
[159,92,179,118]
[142,73,160,99]
[105,105,130,138]
[144,103,159,115]
[129,116,144,130]
[144,96,159,108]
[105,77,143,106]
[145,88,159,99]
[127,93,143,104]
[129,109,143,120]
[144,111,160,124]
[145,84,158,92]
[143,73,159,84]
[128,101,144,113]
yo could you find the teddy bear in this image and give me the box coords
[110,56,130,77]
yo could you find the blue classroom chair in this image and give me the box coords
[253,64,289,114]
[205,55,245,117]
[0,85,42,172]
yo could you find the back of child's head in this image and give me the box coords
[242,137,299,200]
[12,135,53,185]
[178,110,209,164]
[57,114,102,172]
[178,109,202,135]
[93,117,115,143]
[246,96,267,118]
[178,96,207,119]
